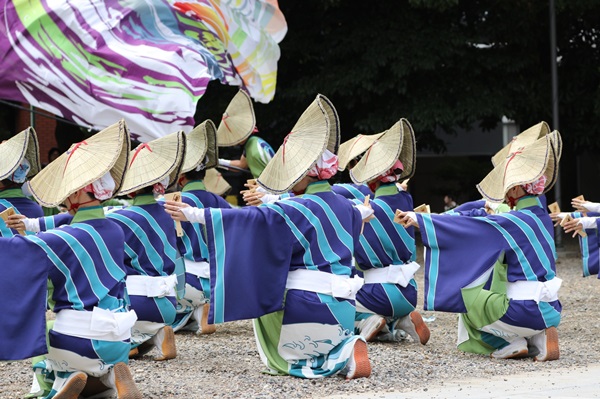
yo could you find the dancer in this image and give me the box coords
[0,120,142,398]
[347,119,429,345]
[396,131,562,361]
[166,95,374,379]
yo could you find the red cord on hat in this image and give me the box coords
[502,148,524,186]
[130,143,152,166]
[282,132,292,164]
[222,113,231,132]
[63,140,88,175]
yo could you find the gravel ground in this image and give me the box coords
[2,238,596,399]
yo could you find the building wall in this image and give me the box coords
[15,105,58,166]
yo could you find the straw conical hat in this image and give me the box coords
[491,122,550,167]
[0,127,41,180]
[320,95,340,154]
[181,120,218,174]
[118,130,186,195]
[397,119,417,180]
[28,120,130,207]
[337,133,385,171]
[350,119,417,184]
[257,94,335,194]
[477,134,556,203]
[217,90,256,147]
[544,130,562,193]
[204,168,231,196]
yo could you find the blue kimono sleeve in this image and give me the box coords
[205,206,293,324]
[0,236,49,359]
[445,200,488,217]
[417,213,505,313]
[39,213,73,231]
[575,211,600,277]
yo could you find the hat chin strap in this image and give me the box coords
[67,192,98,213]
[506,191,527,208]
[0,181,20,191]
[67,198,98,213]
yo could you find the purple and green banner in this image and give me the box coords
[0,0,287,141]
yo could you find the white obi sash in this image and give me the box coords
[184,260,210,279]
[126,274,177,298]
[506,277,562,303]
[53,307,137,341]
[362,261,420,287]
[286,269,364,300]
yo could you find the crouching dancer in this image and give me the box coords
[166,95,374,379]
[347,120,430,345]
[396,132,562,361]
[109,130,187,361]
[0,121,142,398]
[170,120,232,335]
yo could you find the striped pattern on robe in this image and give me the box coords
[353,189,416,269]
[332,183,372,200]
[418,197,557,313]
[107,202,179,327]
[39,213,73,230]
[107,203,178,277]
[0,196,44,236]
[0,217,128,359]
[205,190,362,324]
[352,187,417,317]
[178,190,231,265]
[574,211,600,277]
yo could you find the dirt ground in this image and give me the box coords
[1,237,596,399]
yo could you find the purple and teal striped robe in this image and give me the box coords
[204,181,364,378]
[574,211,600,277]
[0,206,130,366]
[445,200,488,216]
[106,194,179,329]
[178,181,231,295]
[352,184,417,325]
[417,196,561,353]
[0,187,44,236]
[172,181,231,329]
[332,183,372,201]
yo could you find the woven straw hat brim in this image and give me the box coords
[319,95,340,154]
[549,129,562,163]
[350,121,403,184]
[25,127,41,177]
[491,122,550,167]
[0,127,40,180]
[349,118,417,184]
[477,135,553,203]
[181,120,215,173]
[217,90,256,147]
[337,133,384,171]
[398,118,417,180]
[257,94,331,194]
[119,130,186,195]
[543,130,562,194]
[204,168,231,196]
[29,120,130,207]
[204,120,218,169]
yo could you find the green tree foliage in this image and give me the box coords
[196,0,600,156]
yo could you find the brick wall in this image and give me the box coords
[16,104,58,165]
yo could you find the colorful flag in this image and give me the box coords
[0,0,286,141]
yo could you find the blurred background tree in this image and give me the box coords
[197,0,599,204]
[197,0,599,151]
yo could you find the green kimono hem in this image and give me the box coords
[458,258,510,354]
[254,311,289,376]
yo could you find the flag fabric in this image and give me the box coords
[0,0,287,141]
